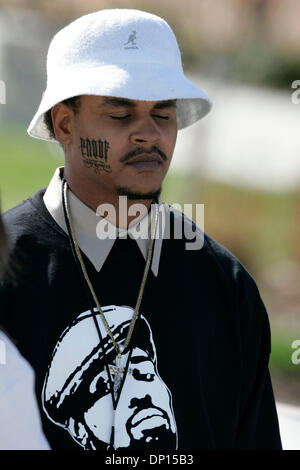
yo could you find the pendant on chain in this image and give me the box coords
[107,345,131,400]
[114,351,123,398]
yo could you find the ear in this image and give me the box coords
[51,103,74,145]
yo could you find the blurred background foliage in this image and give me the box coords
[0,0,299,405]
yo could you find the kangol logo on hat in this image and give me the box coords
[27,8,212,142]
[124,30,138,49]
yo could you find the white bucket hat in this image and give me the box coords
[27,9,212,142]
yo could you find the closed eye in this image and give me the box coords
[153,115,169,120]
[110,115,130,120]
[110,114,169,120]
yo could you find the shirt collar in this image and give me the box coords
[43,167,165,277]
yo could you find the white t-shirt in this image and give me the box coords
[0,331,50,450]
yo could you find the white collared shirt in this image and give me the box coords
[43,167,167,277]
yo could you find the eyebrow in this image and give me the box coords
[130,355,153,365]
[100,97,177,109]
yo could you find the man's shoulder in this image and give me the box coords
[166,203,242,263]
[170,206,265,323]
[166,203,256,288]
[3,188,45,222]
[3,188,52,241]
[203,231,255,284]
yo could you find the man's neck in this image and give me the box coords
[64,173,154,229]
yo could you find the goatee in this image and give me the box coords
[116,186,162,201]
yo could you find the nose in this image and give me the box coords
[129,394,153,410]
[129,115,161,146]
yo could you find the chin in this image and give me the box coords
[116,185,162,201]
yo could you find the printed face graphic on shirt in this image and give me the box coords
[42,306,177,450]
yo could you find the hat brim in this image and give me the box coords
[27,62,212,142]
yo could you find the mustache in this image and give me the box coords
[119,146,167,163]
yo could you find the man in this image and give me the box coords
[0,9,282,450]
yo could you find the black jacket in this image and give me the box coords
[0,189,282,450]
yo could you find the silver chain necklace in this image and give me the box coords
[62,180,159,400]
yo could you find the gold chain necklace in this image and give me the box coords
[62,180,159,399]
